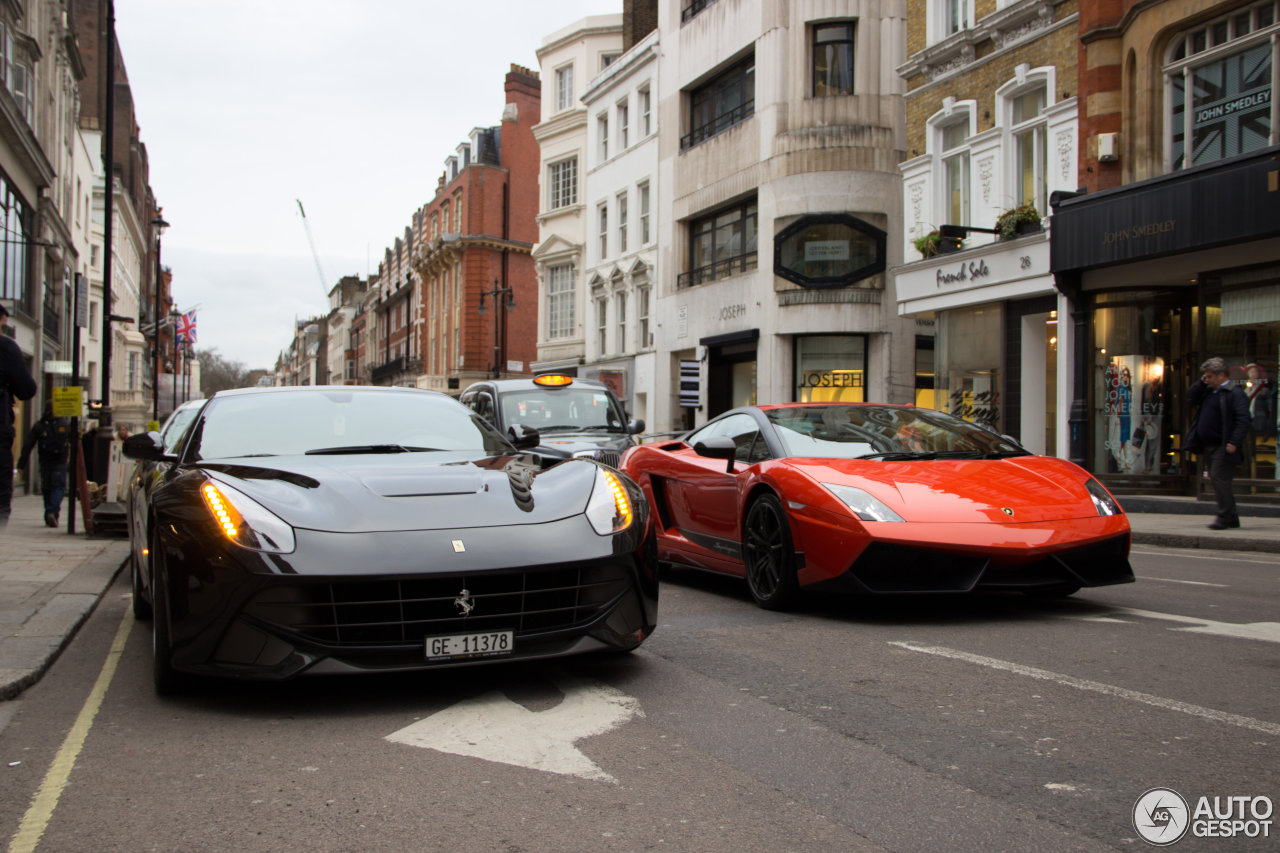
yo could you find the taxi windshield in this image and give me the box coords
[499,387,627,433]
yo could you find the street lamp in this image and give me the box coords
[477,279,514,379]
[151,214,169,425]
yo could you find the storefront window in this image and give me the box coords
[1092,293,1175,476]
[1091,284,1278,486]
[794,335,866,402]
[935,305,1001,429]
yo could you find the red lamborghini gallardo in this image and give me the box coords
[619,403,1134,609]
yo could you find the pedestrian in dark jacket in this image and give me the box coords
[1,302,38,526]
[19,401,70,527]
[1187,356,1250,530]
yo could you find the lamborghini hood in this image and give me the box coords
[789,456,1108,523]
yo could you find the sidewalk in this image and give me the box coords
[0,492,1277,701]
[1,493,129,700]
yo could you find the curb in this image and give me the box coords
[0,546,129,701]
[1130,531,1277,554]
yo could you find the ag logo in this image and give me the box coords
[1133,787,1190,846]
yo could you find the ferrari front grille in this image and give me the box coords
[243,563,631,646]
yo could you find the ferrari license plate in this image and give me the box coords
[425,630,514,661]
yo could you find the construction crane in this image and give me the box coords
[296,199,329,294]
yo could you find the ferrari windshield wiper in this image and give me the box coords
[982,449,1034,459]
[304,444,438,455]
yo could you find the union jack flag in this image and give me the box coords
[176,310,197,344]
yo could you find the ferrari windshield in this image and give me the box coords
[766,405,1027,460]
[499,387,627,432]
[185,389,513,460]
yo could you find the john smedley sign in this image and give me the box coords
[1102,219,1176,246]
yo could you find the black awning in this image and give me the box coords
[1051,145,1280,273]
[700,328,760,347]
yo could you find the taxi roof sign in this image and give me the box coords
[533,374,573,387]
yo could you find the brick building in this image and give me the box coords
[1050,0,1280,496]
[412,64,542,394]
[893,0,1081,456]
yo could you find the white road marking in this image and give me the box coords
[1135,576,1228,587]
[386,676,642,783]
[890,641,1280,737]
[1109,607,1280,644]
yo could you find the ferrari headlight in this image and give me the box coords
[586,467,634,535]
[1086,478,1123,517]
[200,480,296,553]
[822,483,905,523]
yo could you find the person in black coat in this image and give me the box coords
[1187,356,1251,530]
[19,401,70,527]
[1,302,39,526]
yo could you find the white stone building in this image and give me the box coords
[652,0,917,433]
[580,28,660,427]
[531,15,623,376]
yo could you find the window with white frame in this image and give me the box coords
[598,113,609,161]
[617,192,628,253]
[1166,0,1278,170]
[602,52,620,70]
[639,183,651,244]
[618,101,629,149]
[939,0,971,39]
[598,202,608,258]
[548,157,578,210]
[615,291,627,352]
[596,297,608,353]
[556,64,574,112]
[1008,85,1048,213]
[637,284,651,347]
[939,116,971,225]
[546,264,574,339]
[640,86,652,136]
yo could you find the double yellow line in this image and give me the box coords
[8,608,134,853]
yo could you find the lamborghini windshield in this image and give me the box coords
[766,405,1027,460]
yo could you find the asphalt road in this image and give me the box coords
[0,544,1276,852]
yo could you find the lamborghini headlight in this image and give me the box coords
[1086,478,1123,517]
[586,467,634,535]
[822,483,906,523]
[200,480,296,553]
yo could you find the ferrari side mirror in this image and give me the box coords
[122,431,173,463]
[507,423,541,451]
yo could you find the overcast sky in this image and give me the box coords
[114,0,620,370]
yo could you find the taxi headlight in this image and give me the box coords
[200,480,296,553]
[822,483,906,523]
[586,467,634,535]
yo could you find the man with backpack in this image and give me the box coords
[1,301,38,526]
[19,401,71,527]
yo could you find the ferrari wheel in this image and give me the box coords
[743,493,798,610]
[129,545,152,620]
[150,533,184,695]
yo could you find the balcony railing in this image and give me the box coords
[680,101,753,151]
[370,355,406,383]
[43,305,61,343]
[681,0,719,22]
[677,251,757,289]
[370,357,405,383]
